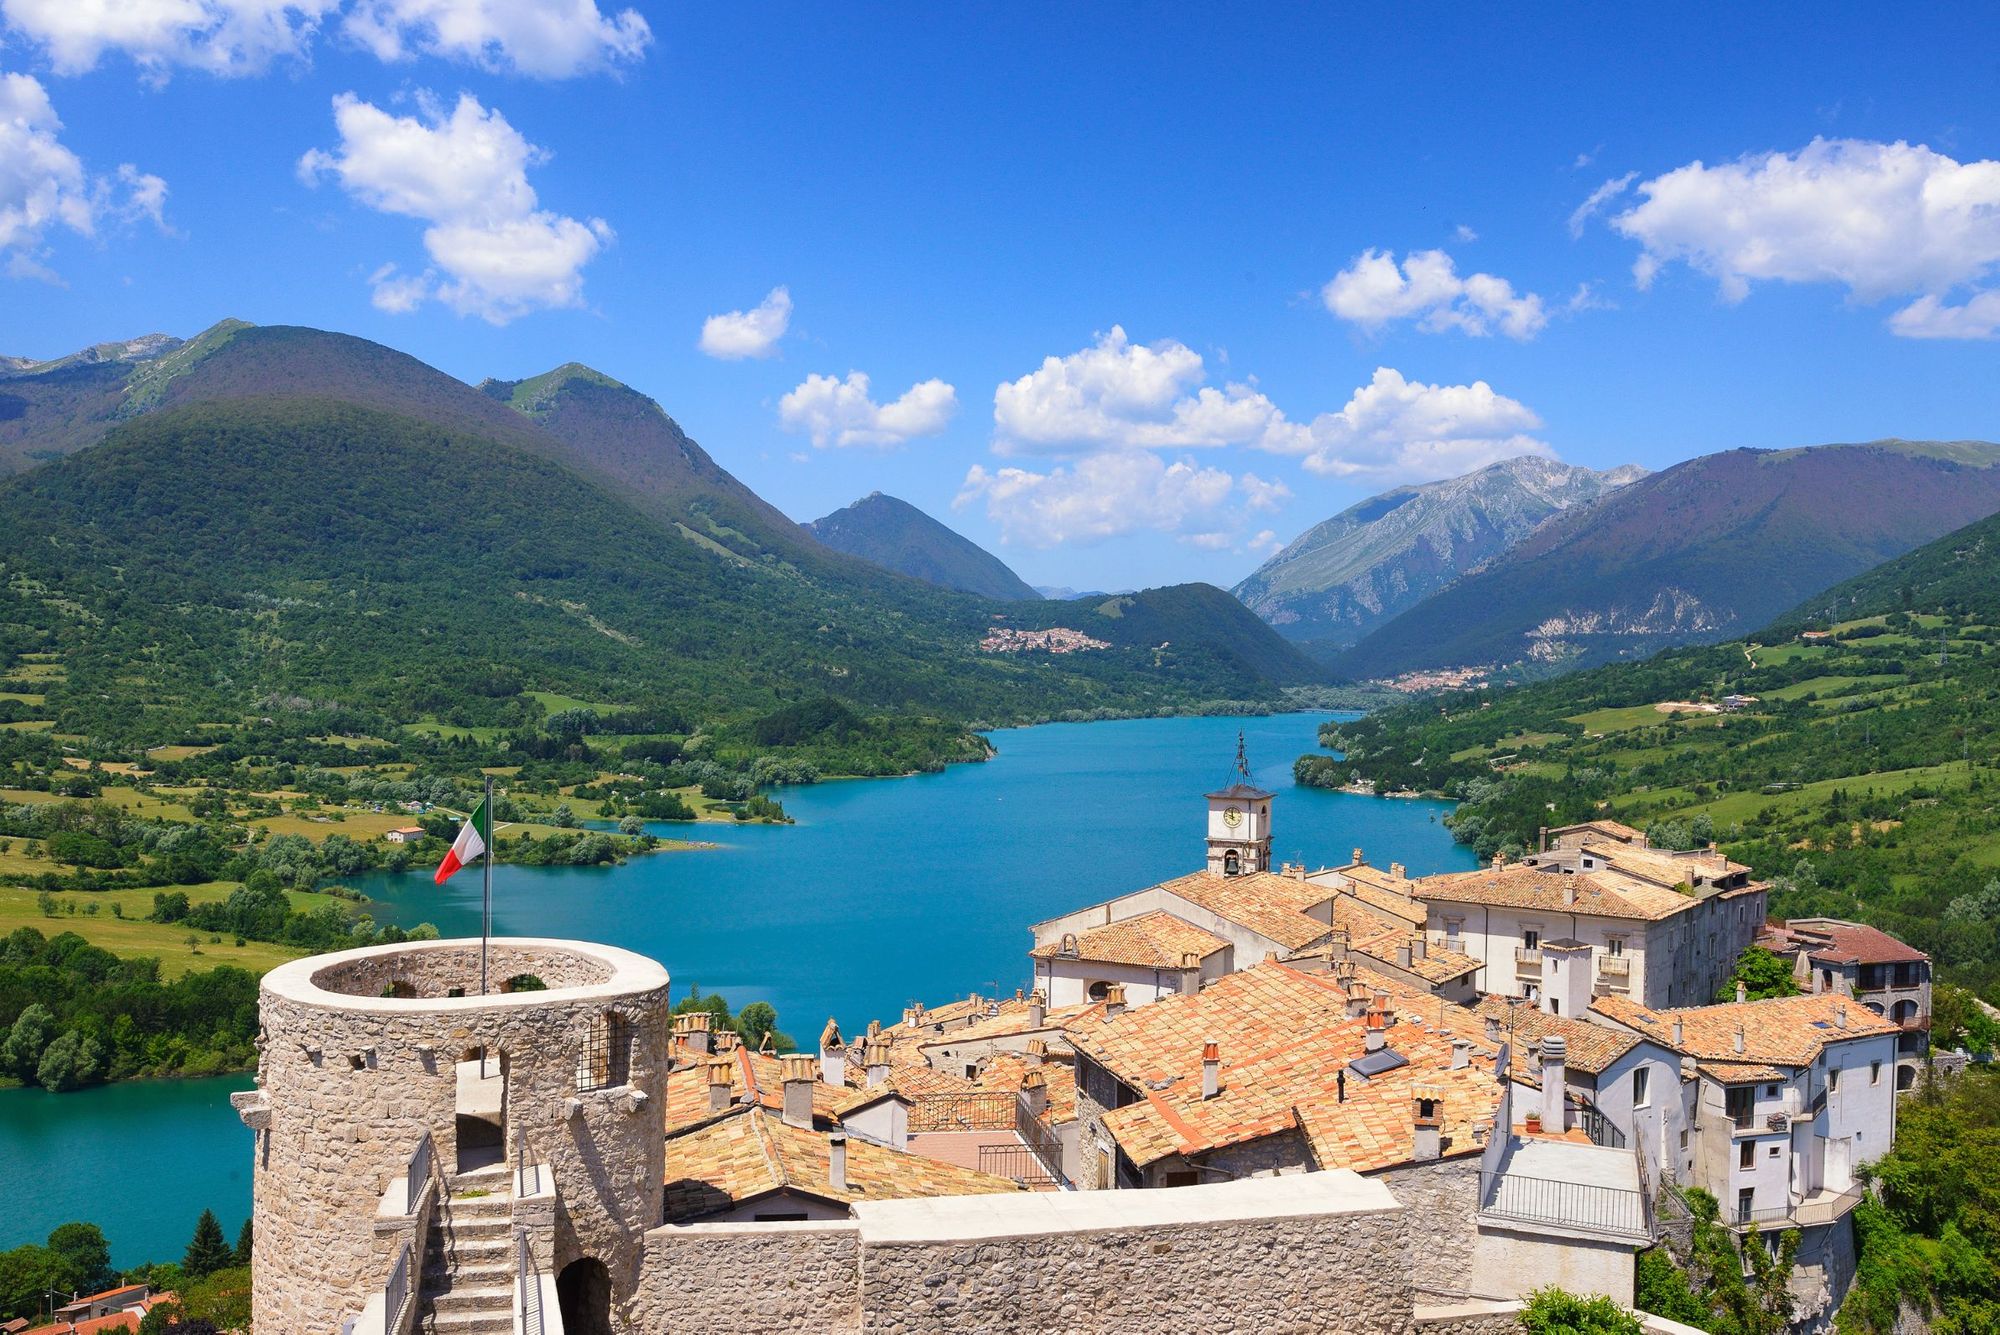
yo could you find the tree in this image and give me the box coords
[549,804,578,828]
[1678,1188,1799,1335]
[3,1003,57,1079]
[36,1030,106,1091]
[1930,983,2000,1057]
[44,1223,112,1297]
[1635,1246,1710,1328]
[617,814,644,836]
[1716,947,1800,1003]
[232,1218,253,1268]
[1518,1286,1644,1334]
[181,1211,231,1279]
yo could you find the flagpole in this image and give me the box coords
[480,772,493,996]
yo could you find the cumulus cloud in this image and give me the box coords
[778,371,957,448]
[298,91,610,323]
[0,0,644,78]
[1321,249,1547,339]
[1274,367,1551,481]
[956,452,1276,549]
[344,0,648,76]
[698,286,791,360]
[992,326,1304,455]
[1610,138,2000,338]
[0,70,166,279]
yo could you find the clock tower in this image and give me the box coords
[1205,732,1273,876]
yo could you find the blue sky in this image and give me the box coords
[6,4,2000,591]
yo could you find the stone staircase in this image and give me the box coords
[417,1163,517,1335]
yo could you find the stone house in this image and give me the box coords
[1757,917,1931,1091]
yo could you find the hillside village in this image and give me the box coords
[210,744,1958,1335]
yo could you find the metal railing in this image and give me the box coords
[1578,1106,1627,1150]
[517,1230,546,1335]
[909,1091,1018,1132]
[978,1143,1059,1185]
[1478,1170,1648,1238]
[384,1239,411,1332]
[1729,1183,1865,1230]
[1014,1091,1070,1188]
[514,1128,542,1198]
[405,1134,433,1215]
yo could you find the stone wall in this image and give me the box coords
[630,1222,860,1333]
[249,939,671,1335]
[311,942,615,997]
[1374,1154,1483,1299]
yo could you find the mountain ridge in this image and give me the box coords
[806,492,1041,601]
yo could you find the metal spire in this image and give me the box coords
[1234,730,1252,780]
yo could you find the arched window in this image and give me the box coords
[1891,999,1918,1024]
[1087,981,1111,1002]
[1895,1064,1916,1092]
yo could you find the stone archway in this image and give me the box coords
[557,1257,612,1335]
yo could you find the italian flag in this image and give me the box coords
[434,796,490,884]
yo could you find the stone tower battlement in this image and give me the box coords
[243,938,670,1335]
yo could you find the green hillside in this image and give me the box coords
[1297,506,2000,1004]
[807,492,1041,601]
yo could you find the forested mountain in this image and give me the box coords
[1331,441,2000,683]
[1233,456,1644,653]
[0,323,1323,758]
[1296,504,2000,1002]
[807,492,1041,600]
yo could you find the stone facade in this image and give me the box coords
[1375,1155,1484,1299]
[246,938,671,1335]
[631,1222,861,1333]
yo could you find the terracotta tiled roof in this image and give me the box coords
[1759,919,1928,966]
[1340,874,1426,926]
[1581,842,1752,888]
[1153,869,1334,951]
[1327,897,1480,983]
[914,1000,1102,1053]
[1028,910,1230,969]
[977,1050,1079,1126]
[1468,995,1640,1078]
[1085,966,1503,1172]
[662,1105,1023,1222]
[663,1046,848,1133]
[1547,819,1646,844]
[1415,863,1698,921]
[1590,992,1898,1073]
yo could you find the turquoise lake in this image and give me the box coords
[1,711,1473,1266]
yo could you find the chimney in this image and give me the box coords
[781,1054,816,1129]
[1451,1039,1471,1071]
[1484,1016,1501,1044]
[1733,1024,1746,1055]
[1103,983,1127,1020]
[1025,1038,1048,1067]
[1540,1036,1567,1132]
[1364,1008,1388,1053]
[1201,1042,1222,1099]
[1563,882,1577,907]
[1395,943,1412,969]
[903,1002,925,1030]
[819,1018,846,1087]
[1293,862,1308,882]
[1028,990,1046,1030]
[706,1060,733,1113]
[1736,981,1748,1004]
[1672,1017,1685,1048]
[1390,862,1407,880]
[1353,847,1365,866]
[1345,982,1370,1019]
[864,1041,890,1089]
[828,1132,848,1193]
[1411,936,1427,961]
[1413,1094,1442,1161]
[866,1019,881,1039]
[675,1012,713,1056]
[1020,1069,1048,1118]
[1834,1001,1847,1030]
[715,1031,740,1055]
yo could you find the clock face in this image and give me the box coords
[1222,806,1243,829]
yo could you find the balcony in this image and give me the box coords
[1595,956,1631,994]
[1728,1184,1865,1230]
[1515,947,1544,973]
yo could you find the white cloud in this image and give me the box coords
[778,370,957,448]
[956,452,1271,549]
[1567,171,1635,238]
[344,0,648,76]
[298,91,610,323]
[1273,367,1551,481]
[0,0,643,78]
[1321,249,1547,340]
[0,70,166,279]
[698,286,791,360]
[1246,528,1282,557]
[992,326,1304,455]
[1610,138,2000,337]
[1453,223,1479,243]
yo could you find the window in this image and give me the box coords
[1740,1141,1755,1170]
[1633,1067,1651,1108]
[1829,1067,1840,1093]
[1736,1189,1755,1225]
[576,1011,630,1092]
[1679,1130,1689,1151]
[1607,937,1625,956]
[1769,1145,1781,1158]
[755,1212,808,1222]
[1163,1170,1199,1188]
[1087,981,1110,1002]
[1523,929,1541,950]
[1445,918,1463,948]
[1550,998,1561,1015]
[1765,1084,1779,1097]
[1726,1086,1755,1129]
[1871,1061,1882,1085]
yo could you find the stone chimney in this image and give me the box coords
[1364,1006,1389,1054]
[706,1059,733,1113]
[1028,990,1046,1030]
[1451,1038,1471,1070]
[1563,881,1577,907]
[1413,1093,1442,1161]
[1390,862,1407,880]
[1201,1041,1222,1099]
[1834,1001,1847,1030]
[864,1041,890,1089]
[1732,1024,1746,1055]
[1180,952,1204,993]
[1345,982,1370,1019]
[1672,1017,1685,1048]
[1020,1069,1048,1119]
[903,1002,925,1030]
[867,1019,881,1039]
[1025,1038,1048,1068]
[1540,1036,1567,1131]
[781,1054,816,1129]
[1353,847,1365,866]
[1103,983,1127,1020]
[820,1018,846,1087]
[828,1131,848,1193]
[1736,980,1748,1004]
[675,1011,713,1056]
[715,1031,740,1055]
[1492,852,1506,871]
[1484,1015,1501,1044]
[1411,935,1427,961]
[1395,942,1412,969]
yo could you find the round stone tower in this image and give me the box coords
[239,938,670,1335]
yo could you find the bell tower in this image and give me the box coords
[1205,732,1273,876]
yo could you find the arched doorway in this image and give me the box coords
[557,1258,612,1335]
